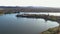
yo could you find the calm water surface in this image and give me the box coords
[0,13,59,34]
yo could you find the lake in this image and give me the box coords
[0,13,59,34]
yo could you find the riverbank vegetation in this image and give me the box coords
[41,26,60,34]
[16,14,58,21]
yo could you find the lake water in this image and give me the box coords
[0,13,59,34]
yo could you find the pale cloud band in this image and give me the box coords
[0,0,60,7]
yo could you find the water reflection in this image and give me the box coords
[20,12,60,16]
[0,13,59,34]
[16,16,59,34]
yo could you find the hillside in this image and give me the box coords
[0,6,60,13]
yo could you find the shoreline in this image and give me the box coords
[41,26,60,34]
[16,14,60,22]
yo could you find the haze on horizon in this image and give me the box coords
[0,0,60,8]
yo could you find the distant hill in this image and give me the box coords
[0,6,60,13]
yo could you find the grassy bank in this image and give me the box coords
[41,26,60,34]
[16,14,58,21]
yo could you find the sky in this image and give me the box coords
[0,0,60,7]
